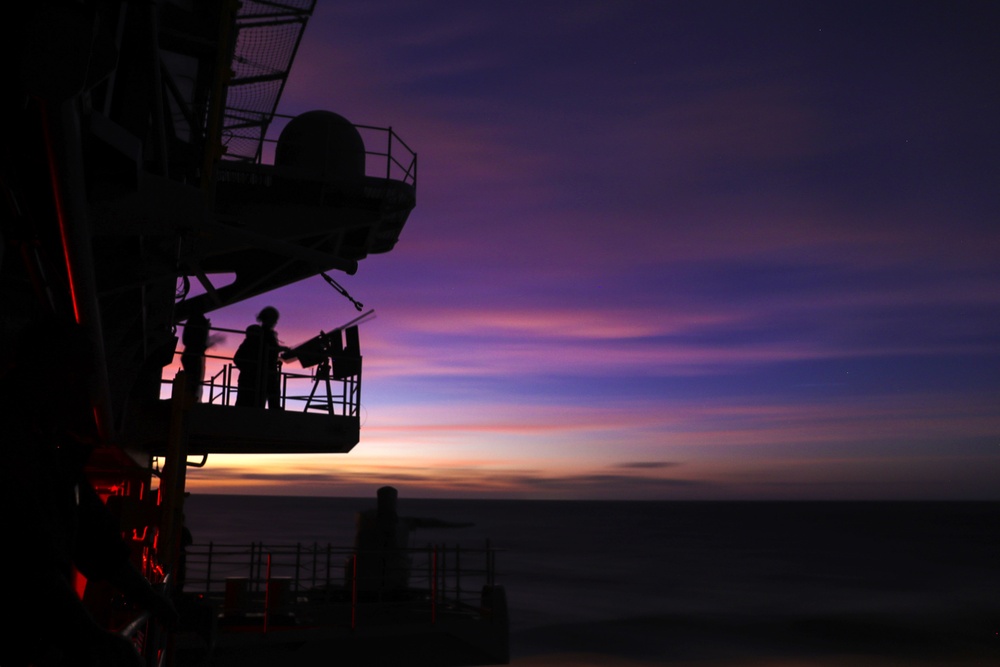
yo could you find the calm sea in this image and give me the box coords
[183,496,1000,666]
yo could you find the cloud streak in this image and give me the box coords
[176,1,1000,500]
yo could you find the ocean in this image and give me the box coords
[183,496,1000,666]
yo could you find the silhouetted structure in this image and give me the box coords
[353,486,472,595]
[0,0,511,663]
[1,319,176,667]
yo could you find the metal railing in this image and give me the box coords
[220,108,418,188]
[355,122,418,186]
[168,324,361,418]
[182,541,500,630]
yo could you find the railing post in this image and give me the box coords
[386,127,393,180]
[294,543,302,594]
[311,542,318,590]
[325,544,332,588]
[455,544,461,606]
[281,370,288,409]
[441,544,447,605]
[205,541,214,594]
[259,543,265,593]
[249,542,256,589]
[486,539,493,587]
[431,545,438,624]
[426,542,432,602]
[350,553,358,630]
[263,553,272,633]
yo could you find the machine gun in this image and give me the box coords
[282,309,374,380]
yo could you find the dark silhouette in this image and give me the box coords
[180,310,222,401]
[234,306,289,409]
[352,486,472,594]
[1,317,177,667]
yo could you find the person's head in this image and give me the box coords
[257,306,279,328]
[377,486,399,519]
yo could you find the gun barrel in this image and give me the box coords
[285,310,374,367]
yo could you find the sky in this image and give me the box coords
[184,0,1000,500]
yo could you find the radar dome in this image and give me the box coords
[275,110,365,179]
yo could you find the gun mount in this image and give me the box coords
[284,310,372,373]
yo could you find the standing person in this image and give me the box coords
[180,310,222,402]
[234,306,289,409]
[352,486,473,595]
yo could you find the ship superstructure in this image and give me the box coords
[1,1,505,665]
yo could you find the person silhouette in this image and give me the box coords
[234,306,289,409]
[180,310,222,402]
[351,486,473,595]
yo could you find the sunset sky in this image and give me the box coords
[185,0,999,500]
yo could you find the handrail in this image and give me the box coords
[169,322,361,417]
[181,540,502,629]
[220,109,417,188]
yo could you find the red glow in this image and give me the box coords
[39,103,82,324]
[72,568,87,599]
